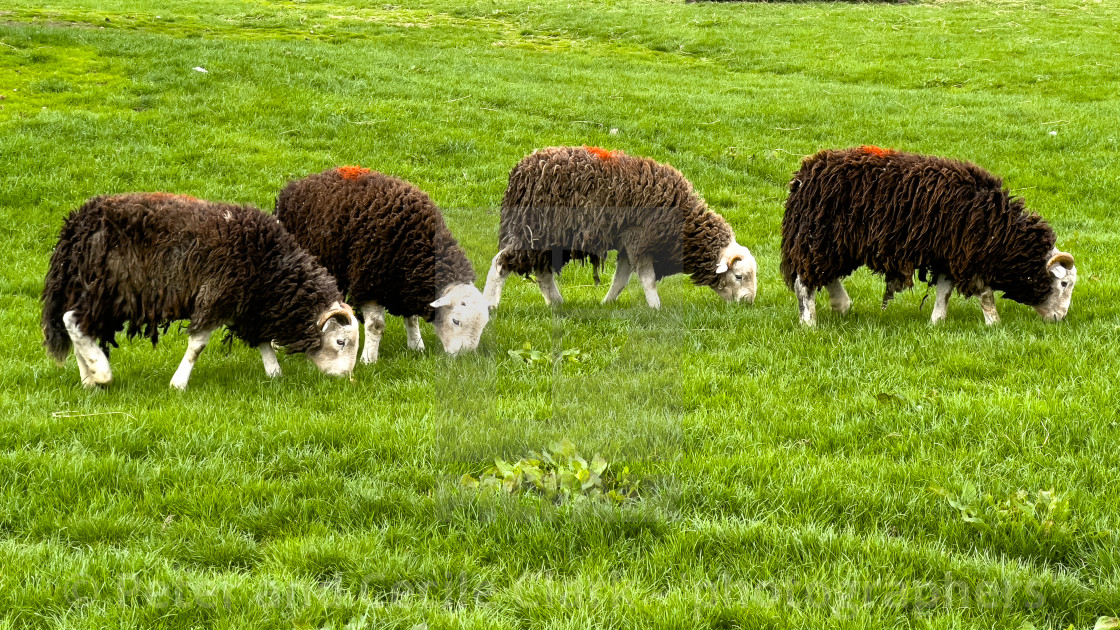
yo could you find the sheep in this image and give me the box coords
[780,146,1077,326]
[275,166,490,363]
[41,193,360,390]
[482,146,757,309]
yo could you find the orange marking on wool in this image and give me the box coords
[337,165,371,180]
[142,192,198,202]
[584,146,621,161]
[860,145,894,158]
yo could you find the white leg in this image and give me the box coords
[826,279,851,315]
[73,343,91,383]
[537,270,563,306]
[170,327,215,391]
[482,250,509,307]
[602,254,633,304]
[931,275,953,324]
[794,276,817,326]
[62,311,112,388]
[259,343,281,378]
[405,315,425,351]
[979,287,999,326]
[635,257,661,309]
[360,302,386,364]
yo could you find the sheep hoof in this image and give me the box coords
[81,376,111,390]
[81,366,113,389]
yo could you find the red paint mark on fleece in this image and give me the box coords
[142,192,198,203]
[860,145,894,158]
[337,165,371,180]
[584,146,621,161]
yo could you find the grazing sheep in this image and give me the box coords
[41,193,359,390]
[275,167,489,363]
[780,146,1077,326]
[482,146,757,309]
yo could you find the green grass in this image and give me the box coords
[2,0,1119,627]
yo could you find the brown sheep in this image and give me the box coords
[41,193,359,389]
[483,146,757,309]
[275,167,489,363]
[780,146,1077,326]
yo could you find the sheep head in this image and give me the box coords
[307,301,359,376]
[712,242,758,304]
[430,283,490,355]
[1034,250,1076,322]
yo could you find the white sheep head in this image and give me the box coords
[430,283,490,355]
[712,242,758,304]
[1034,250,1076,322]
[307,302,359,377]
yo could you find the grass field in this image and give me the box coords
[2,0,1120,627]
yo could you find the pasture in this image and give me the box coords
[1,0,1119,627]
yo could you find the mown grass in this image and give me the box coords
[1,0,1119,627]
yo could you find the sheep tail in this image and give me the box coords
[41,221,76,364]
[779,255,795,290]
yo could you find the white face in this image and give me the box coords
[1034,252,1076,322]
[430,283,490,355]
[307,305,359,376]
[712,243,758,304]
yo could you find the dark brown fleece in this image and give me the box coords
[274,168,476,322]
[780,146,1057,306]
[41,193,343,361]
[497,146,733,287]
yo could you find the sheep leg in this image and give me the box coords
[405,315,425,351]
[979,287,999,326]
[72,339,91,384]
[63,311,112,388]
[537,271,564,306]
[826,279,851,315]
[360,302,386,364]
[170,327,215,391]
[793,276,817,326]
[482,249,509,307]
[602,254,633,304]
[259,343,281,378]
[635,257,661,309]
[930,275,953,324]
[882,277,906,309]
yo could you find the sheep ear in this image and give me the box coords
[715,260,729,274]
[430,296,452,309]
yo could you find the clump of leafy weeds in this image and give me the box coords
[507,341,583,368]
[461,438,638,504]
[930,482,1086,562]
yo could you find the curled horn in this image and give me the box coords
[716,253,744,274]
[318,303,357,330]
[1047,252,1075,270]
